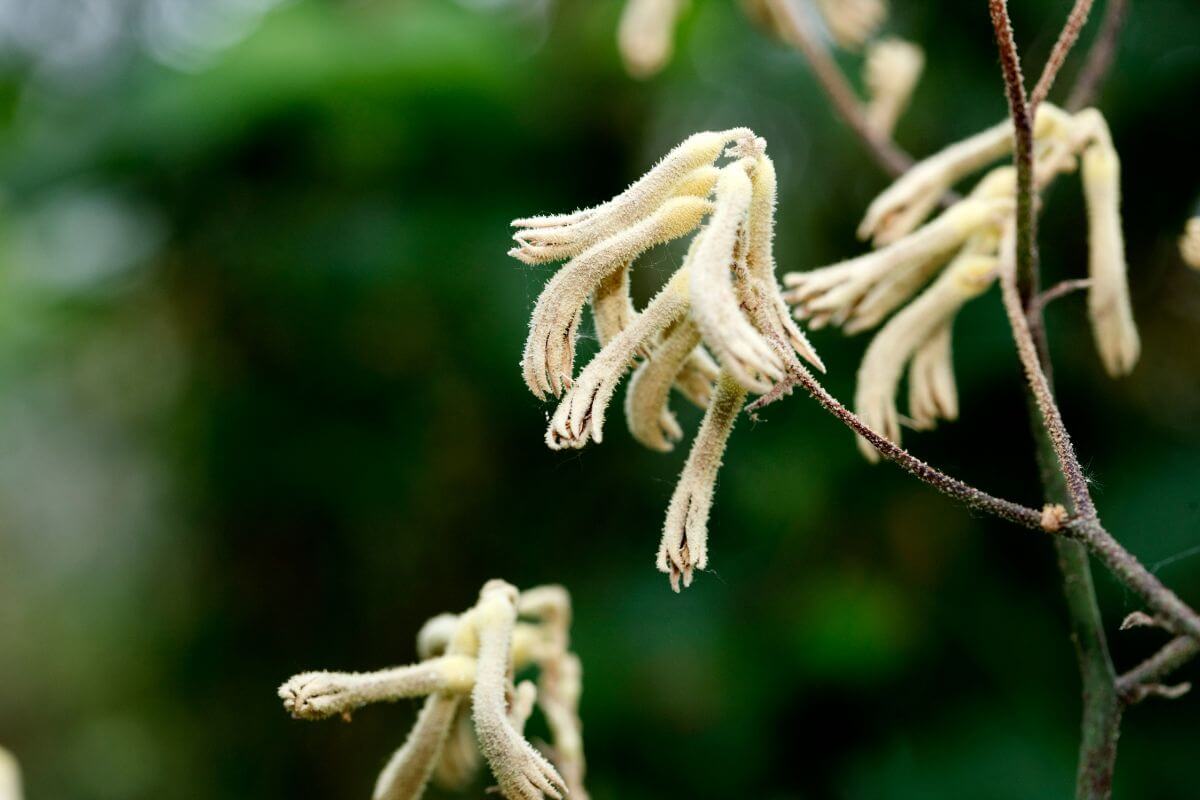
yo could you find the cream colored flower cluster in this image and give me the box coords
[784,103,1139,460]
[510,130,822,590]
[278,581,586,800]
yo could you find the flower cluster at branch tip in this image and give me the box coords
[510,130,822,590]
[278,581,586,800]
[1181,217,1200,270]
[617,0,687,79]
[0,747,21,800]
[783,103,1139,460]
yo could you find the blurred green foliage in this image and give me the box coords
[0,1,1198,798]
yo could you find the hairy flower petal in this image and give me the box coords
[522,196,710,399]
[1082,136,1139,377]
[907,323,958,430]
[786,190,1011,332]
[373,693,460,800]
[538,652,588,800]
[432,705,482,791]
[858,106,1068,245]
[625,318,701,451]
[855,252,996,461]
[657,372,746,591]
[690,164,785,392]
[546,273,690,449]
[278,657,477,721]
[745,153,824,370]
[510,130,749,265]
[471,581,566,800]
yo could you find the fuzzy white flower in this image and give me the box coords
[783,169,1014,333]
[511,131,821,589]
[784,104,1139,459]
[279,581,587,800]
[1081,126,1139,376]
[854,247,998,460]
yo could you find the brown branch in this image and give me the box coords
[998,244,1097,520]
[1031,278,1092,316]
[1030,0,1096,111]
[748,366,1051,531]
[1067,0,1129,111]
[1069,519,1200,644]
[988,0,1041,307]
[1116,636,1200,704]
[763,0,914,178]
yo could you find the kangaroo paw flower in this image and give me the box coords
[1081,124,1139,376]
[657,372,746,590]
[280,580,587,800]
[854,251,996,460]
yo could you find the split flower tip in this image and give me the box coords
[278,657,477,721]
[657,373,745,590]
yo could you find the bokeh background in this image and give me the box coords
[1,0,1198,798]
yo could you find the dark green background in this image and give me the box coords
[1,1,1198,798]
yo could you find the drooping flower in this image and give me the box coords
[511,131,821,590]
[1181,217,1200,270]
[854,245,999,460]
[1080,119,1139,376]
[617,0,687,79]
[279,581,587,800]
[784,103,1139,457]
[863,38,924,137]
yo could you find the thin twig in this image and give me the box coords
[988,5,1121,796]
[1067,0,1129,111]
[749,366,1050,531]
[763,0,914,178]
[1069,519,1200,644]
[1116,636,1200,704]
[1030,278,1092,316]
[1030,0,1097,112]
[998,243,1097,520]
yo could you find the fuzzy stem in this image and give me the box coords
[1031,0,1096,111]
[762,367,1050,530]
[1067,0,1129,112]
[763,0,914,177]
[988,5,1116,796]
[988,0,1040,305]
